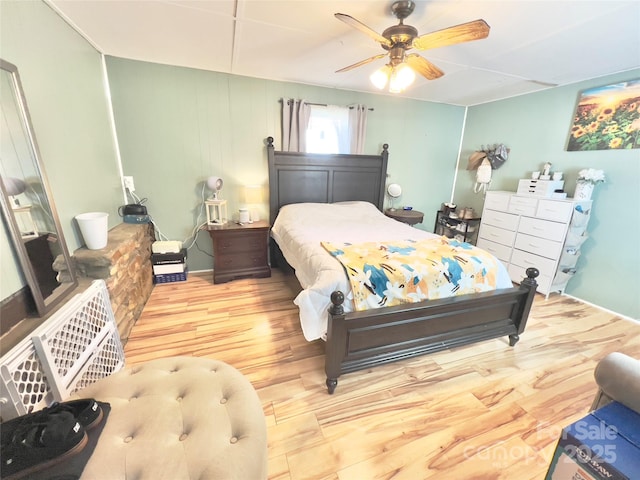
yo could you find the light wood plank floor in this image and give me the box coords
[124,270,640,480]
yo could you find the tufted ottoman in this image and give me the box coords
[71,356,268,479]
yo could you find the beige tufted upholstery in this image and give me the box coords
[72,356,268,480]
[591,352,640,413]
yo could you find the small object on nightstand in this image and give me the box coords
[387,183,402,211]
[206,199,228,225]
[385,208,424,226]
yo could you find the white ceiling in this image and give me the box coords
[48,0,640,106]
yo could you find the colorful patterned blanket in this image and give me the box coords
[321,237,499,311]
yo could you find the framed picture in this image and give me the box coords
[566,79,640,151]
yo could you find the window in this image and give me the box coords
[305,105,350,154]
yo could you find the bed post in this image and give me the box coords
[325,291,346,394]
[509,267,539,346]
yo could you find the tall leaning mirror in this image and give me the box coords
[0,58,77,319]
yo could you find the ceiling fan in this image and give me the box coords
[335,0,490,91]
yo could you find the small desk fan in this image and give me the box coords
[207,176,223,200]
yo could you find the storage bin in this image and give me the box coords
[570,209,590,228]
[154,269,189,283]
[558,249,581,268]
[565,229,588,249]
[551,269,576,290]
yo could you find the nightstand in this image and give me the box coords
[206,221,271,284]
[385,208,424,226]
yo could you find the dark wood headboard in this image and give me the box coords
[266,136,389,222]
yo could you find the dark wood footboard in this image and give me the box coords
[324,268,539,394]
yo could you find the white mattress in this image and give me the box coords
[271,201,513,341]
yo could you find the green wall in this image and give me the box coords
[1,1,638,321]
[105,57,465,271]
[454,70,640,318]
[0,1,121,300]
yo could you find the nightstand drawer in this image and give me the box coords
[215,251,268,272]
[215,231,267,254]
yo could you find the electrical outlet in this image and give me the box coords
[123,176,135,192]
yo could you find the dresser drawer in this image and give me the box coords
[536,199,573,222]
[510,248,557,279]
[477,224,516,247]
[508,196,538,216]
[484,192,511,211]
[514,232,563,260]
[508,263,552,295]
[476,238,512,264]
[518,216,566,242]
[481,209,519,231]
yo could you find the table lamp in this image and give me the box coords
[244,185,263,222]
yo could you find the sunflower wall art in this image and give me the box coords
[567,79,640,151]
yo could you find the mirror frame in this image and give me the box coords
[0,58,77,317]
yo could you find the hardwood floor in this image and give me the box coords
[124,270,640,480]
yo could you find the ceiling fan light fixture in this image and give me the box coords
[370,64,391,89]
[389,63,415,93]
[336,5,491,92]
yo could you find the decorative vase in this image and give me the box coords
[574,181,594,200]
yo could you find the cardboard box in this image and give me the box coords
[545,402,640,480]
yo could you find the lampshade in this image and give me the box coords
[244,185,263,204]
[389,64,415,93]
[370,63,416,93]
[370,65,391,90]
[243,185,263,222]
[3,177,27,196]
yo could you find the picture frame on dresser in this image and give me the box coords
[477,190,591,297]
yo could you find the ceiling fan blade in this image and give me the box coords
[336,53,387,73]
[335,13,392,47]
[405,54,444,80]
[412,19,490,51]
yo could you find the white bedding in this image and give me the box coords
[270,201,513,341]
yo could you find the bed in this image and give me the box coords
[266,136,538,394]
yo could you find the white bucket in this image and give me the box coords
[75,212,109,250]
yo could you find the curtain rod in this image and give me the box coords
[284,99,374,111]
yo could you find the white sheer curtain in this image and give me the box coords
[348,104,368,154]
[281,98,311,152]
[306,105,350,154]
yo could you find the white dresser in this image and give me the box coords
[477,191,592,296]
